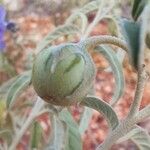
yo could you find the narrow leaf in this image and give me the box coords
[46,116,68,150]
[79,0,101,14]
[105,17,118,36]
[80,96,119,130]
[31,121,43,149]
[6,71,31,109]
[79,86,95,134]
[36,24,80,52]
[95,46,125,105]
[0,101,14,130]
[0,76,18,95]
[59,109,82,150]
[0,129,12,144]
[139,4,150,63]
[121,19,141,70]
[66,12,88,34]
[66,0,101,24]
[118,126,150,150]
[132,0,148,21]
[122,5,150,70]
[0,53,16,77]
[79,107,93,134]
[0,129,11,137]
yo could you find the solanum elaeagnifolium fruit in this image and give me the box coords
[146,33,150,49]
[32,43,96,106]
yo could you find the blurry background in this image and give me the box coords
[0,0,150,149]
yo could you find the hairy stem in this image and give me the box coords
[127,66,148,119]
[96,119,135,150]
[98,104,150,150]
[135,105,150,123]
[96,64,148,150]
[9,98,45,150]
[82,35,129,52]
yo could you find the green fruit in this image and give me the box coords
[146,33,150,49]
[32,43,95,106]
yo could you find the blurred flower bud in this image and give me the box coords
[0,5,17,52]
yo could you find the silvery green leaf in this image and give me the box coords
[79,86,95,134]
[79,107,93,134]
[116,49,126,65]
[0,107,14,144]
[118,126,150,150]
[31,121,43,149]
[105,17,118,36]
[66,0,101,25]
[6,71,31,109]
[79,0,101,14]
[95,46,125,106]
[0,129,12,144]
[66,12,87,24]
[59,109,82,150]
[139,4,150,60]
[121,19,141,70]
[0,54,16,77]
[36,24,81,52]
[0,76,18,95]
[80,96,119,130]
[0,129,11,137]
[46,115,68,150]
[132,0,148,21]
[121,4,150,70]
[66,12,88,34]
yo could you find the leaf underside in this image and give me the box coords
[132,0,148,21]
[6,72,31,109]
[45,115,68,150]
[59,109,82,150]
[36,24,81,52]
[36,0,102,52]
[80,96,119,130]
[95,45,125,106]
[79,0,101,14]
[121,19,141,70]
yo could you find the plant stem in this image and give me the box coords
[78,1,114,136]
[97,104,150,150]
[9,98,45,150]
[127,66,148,119]
[96,119,136,150]
[82,35,129,52]
[96,65,149,150]
[135,105,150,123]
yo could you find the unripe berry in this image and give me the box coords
[32,43,95,106]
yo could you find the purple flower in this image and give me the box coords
[0,5,7,51]
[0,5,16,52]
